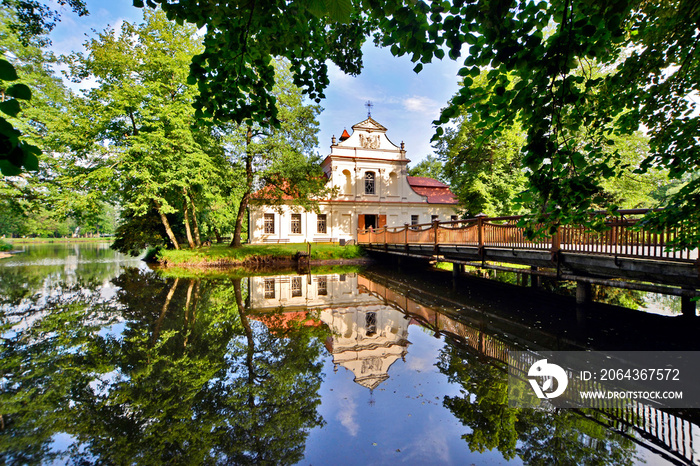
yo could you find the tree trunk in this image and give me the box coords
[152,277,179,346]
[183,190,195,249]
[154,199,180,250]
[183,278,195,348]
[234,278,256,407]
[188,191,202,247]
[213,226,223,243]
[231,126,254,248]
[231,193,250,248]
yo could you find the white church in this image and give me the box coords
[249,114,460,244]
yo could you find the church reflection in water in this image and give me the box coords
[248,272,410,390]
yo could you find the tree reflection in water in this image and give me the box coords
[0,267,326,465]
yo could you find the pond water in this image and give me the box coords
[2,243,700,465]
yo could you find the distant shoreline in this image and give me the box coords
[3,237,112,244]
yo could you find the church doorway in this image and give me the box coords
[358,214,386,230]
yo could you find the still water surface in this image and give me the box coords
[1,243,699,465]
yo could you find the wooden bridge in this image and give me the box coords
[358,209,700,314]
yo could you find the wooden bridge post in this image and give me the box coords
[433,219,439,254]
[576,281,591,305]
[530,266,540,289]
[551,226,561,257]
[477,215,485,249]
[681,289,697,317]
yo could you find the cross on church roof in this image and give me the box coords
[365,100,373,118]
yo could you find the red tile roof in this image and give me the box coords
[339,129,351,141]
[407,176,447,187]
[407,176,459,204]
[249,311,323,333]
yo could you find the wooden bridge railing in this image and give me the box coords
[357,209,698,263]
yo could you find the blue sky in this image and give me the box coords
[48,1,464,167]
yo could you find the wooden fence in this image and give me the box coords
[358,209,698,263]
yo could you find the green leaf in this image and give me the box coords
[21,148,39,171]
[323,0,352,23]
[0,59,18,81]
[132,0,144,7]
[6,83,32,101]
[413,63,423,73]
[0,99,21,117]
[0,159,22,176]
[306,0,327,19]
[0,117,19,139]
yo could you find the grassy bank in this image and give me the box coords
[158,263,364,279]
[0,239,11,252]
[158,242,366,266]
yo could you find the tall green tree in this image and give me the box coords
[0,7,113,237]
[435,67,676,219]
[0,0,87,175]
[435,117,526,218]
[225,61,330,248]
[419,0,699,241]
[407,155,446,183]
[65,10,227,251]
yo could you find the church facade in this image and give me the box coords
[249,116,460,244]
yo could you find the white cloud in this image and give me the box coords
[407,356,432,372]
[402,95,441,115]
[336,394,360,437]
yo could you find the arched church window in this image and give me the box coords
[365,172,375,195]
[365,311,377,336]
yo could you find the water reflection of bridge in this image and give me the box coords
[360,272,700,466]
[248,271,700,465]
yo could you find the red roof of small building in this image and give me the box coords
[407,176,459,204]
[249,311,323,332]
[406,176,447,187]
[339,129,351,141]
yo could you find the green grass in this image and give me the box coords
[0,239,12,252]
[158,242,366,266]
[435,262,453,271]
[436,261,533,272]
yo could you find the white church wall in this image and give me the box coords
[249,116,460,244]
